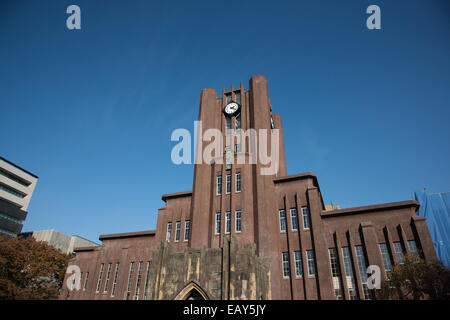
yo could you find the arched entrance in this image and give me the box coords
[174,281,209,300]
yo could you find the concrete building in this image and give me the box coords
[0,156,38,237]
[21,230,98,254]
[61,75,437,300]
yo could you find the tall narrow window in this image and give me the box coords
[306,250,316,276]
[235,114,241,131]
[282,252,290,278]
[235,211,242,232]
[279,210,287,232]
[175,221,181,242]
[328,248,343,300]
[95,263,104,293]
[215,212,221,234]
[294,251,303,277]
[166,222,172,242]
[355,245,373,300]
[226,116,231,135]
[379,243,392,272]
[393,242,405,264]
[79,272,83,291]
[290,208,298,230]
[235,91,241,105]
[143,261,151,300]
[342,247,358,300]
[111,263,120,297]
[103,263,112,293]
[226,93,232,104]
[216,175,222,195]
[235,173,241,192]
[125,262,135,300]
[302,207,311,229]
[83,272,89,291]
[408,240,418,256]
[133,261,143,300]
[184,220,190,241]
[226,174,231,194]
[225,212,231,234]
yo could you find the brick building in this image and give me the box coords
[61,75,437,300]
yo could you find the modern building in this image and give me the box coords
[0,156,38,237]
[20,229,98,254]
[61,75,437,300]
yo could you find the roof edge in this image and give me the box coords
[99,230,156,241]
[321,200,420,218]
[162,190,192,202]
[0,156,39,179]
[273,172,317,184]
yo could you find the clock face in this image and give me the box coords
[224,102,240,115]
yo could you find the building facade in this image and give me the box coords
[0,156,38,237]
[21,229,98,254]
[61,75,438,300]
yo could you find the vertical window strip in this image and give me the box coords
[290,208,298,230]
[166,222,172,242]
[83,272,89,291]
[342,247,358,300]
[294,251,303,277]
[282,252,290,277]
[279,210,287,232]
[184,220,190,241]
[103,263,112,293]
[95,263,104,293]
[408,240,418,256]
[393,242,405,264]
[125,262,135,300]
[355,245,373,300]
[379,243,392,272]
[306,250,316,276]
[226,174,231,194]
[225,212,231,234]
[328,248,343,300]
[302,207,311,229]
[215,212,221,234]
[235,173,241,192]
[217,176,222,195]
[134,261,143,300]
[235,211,242,232]
[175,221,181,242]
[111,263,120,297]
[143,261,151,300]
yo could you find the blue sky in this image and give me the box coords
[0,0,449,243]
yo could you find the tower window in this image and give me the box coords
[282,252,290,278]
[294,251,303,277]
[235,173,241,192]
[215,212,221,235]
[235,114,241,130]
[342,247,358,300]
[235,211,242,232]
[226,174,231,194]
[175,221,181,242]
[95,263,104,293]
[226,93,232,104]
[103,263,112,293]
[279,210,287,232]
[225,212,231,234]
[393,242,405,264]
[184,220,190,241]
[125,262,135,300]
[166,222,172,242]
[226,116,231,136]
[235,91,241,105]
[217,175,222,195]
[290,208,298,230]
[111,263,120,297]
[408,240,418,256]
[379,243,393,272]
[306,250,316,276]
[302,207,311,229]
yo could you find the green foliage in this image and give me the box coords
[0,235,70,300]
[377,254,450,300]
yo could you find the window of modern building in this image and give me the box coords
[225,212,231,234]
[143,261,151,300]
[393,242,405,264]
[0,182,25,199]
[306,250,316,276]
[235,211,242,232]
[302,207,311,229]
[279,210,287,232]
[328,248,343,300]
[290,208,298,231]
[408,240,418,256]
[103,263,112,293]
[235,173,241,192]
[294,251,303,277]
[125,261,135,300]
[0,167,30,187]
[226,174,231,194]
[133,261,143,300]
[184,220,190,241]
[166,222,172,242]
[282,252,290,278]
[175,221,181,242]
[0,212,21,224]
[83,272,89,291]
[111,263,120,297]
[215,212,221,234]
[217,175,222,195]
[341,247,358,300]
[95,263,104,293]
[355,245,373,300]
[379,243,393,272]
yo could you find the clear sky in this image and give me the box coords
[0,0,449,243]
